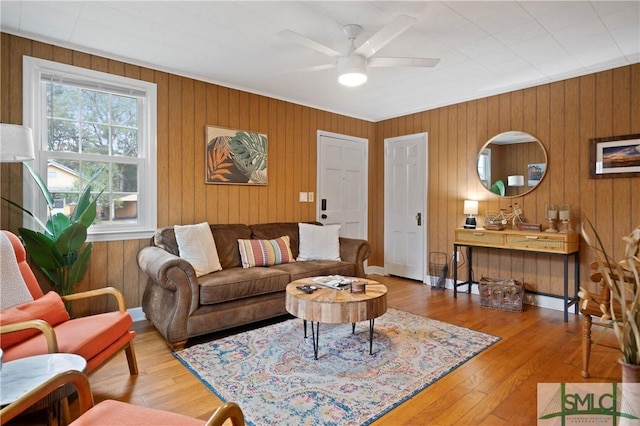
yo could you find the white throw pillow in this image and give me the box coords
[297,223,341,261]
[174,222,222,277]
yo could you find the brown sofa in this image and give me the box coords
[137,222,370,350]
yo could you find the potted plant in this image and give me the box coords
[1,163,102,296]
[580,219,640,382]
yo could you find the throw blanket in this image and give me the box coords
[0,231,33,309]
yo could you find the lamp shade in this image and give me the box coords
[0,124,35,162]
[337,55,367,87]
[463,200,478,216]
[507,175,524,187]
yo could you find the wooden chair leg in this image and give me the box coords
[582,315,592,378]
[125,342,139,375]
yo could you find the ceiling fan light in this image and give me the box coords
[337,55,367,87]
[338,72,367,87]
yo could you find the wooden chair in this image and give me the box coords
[579,261,626,378]
[0,370,245,425]
[0,230,138,375]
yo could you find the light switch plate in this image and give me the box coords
[299,192,308,202]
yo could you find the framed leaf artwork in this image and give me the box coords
[205,125,268,185]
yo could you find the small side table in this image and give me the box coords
[1,353,87,422]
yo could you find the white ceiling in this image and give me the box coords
[1,1,639,122]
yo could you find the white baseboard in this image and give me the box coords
[128,307,145,322]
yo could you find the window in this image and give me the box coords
[477,148,491,189]
[23,56,157,241]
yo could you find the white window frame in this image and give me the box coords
[23,56,157,242]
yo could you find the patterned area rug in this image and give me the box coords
[174,308,500,426]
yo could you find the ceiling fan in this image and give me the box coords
[279,15,440,87]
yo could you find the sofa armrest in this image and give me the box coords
[137,246,200,347]
[339,237,371,277]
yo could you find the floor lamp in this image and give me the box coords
[0,124,35,227]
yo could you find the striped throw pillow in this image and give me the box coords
[238,236,295,268]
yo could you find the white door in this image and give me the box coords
[384,133,427,281]
[317,131,368,240]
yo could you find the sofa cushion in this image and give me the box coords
[297,223,341,261]
[0,291,70,350]
[153,224,252,269]
[238,236,295,268]
[3,311,132,362]
[270,260,356,282]
[210,224,253,269]
[198,267,290,305]
[174,222,222,277]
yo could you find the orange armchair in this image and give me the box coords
[0,230,138,375]
[0,370,245,425]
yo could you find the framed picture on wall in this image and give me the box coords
[589,133,640,179]
[527,163,546,186]
[205,125,268,185]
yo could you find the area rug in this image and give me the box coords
[174,308,500,426]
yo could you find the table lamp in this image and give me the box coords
[463,200,478,229]
[0,124,35,162]
[507,175,524,187]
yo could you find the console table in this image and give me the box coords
[453,228,580,322]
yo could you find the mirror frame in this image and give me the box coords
[477,131,548,198]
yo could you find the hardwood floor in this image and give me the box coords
[85,274,621,425]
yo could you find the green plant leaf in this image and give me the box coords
[40,267,62,290]
[1,196,51,234]
[18,227,63,270]
[47,213,71,240]
[66,243,92,287]
[55,222,87,255]
[75,192,101,228]
[71,166,104,223]
[24,162,54,210]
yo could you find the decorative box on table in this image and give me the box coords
[479,276,524,312]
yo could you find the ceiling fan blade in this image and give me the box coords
[368,57,440,68]
[278,29,342,58]
[277,63,336,75]
[354,15,416,58]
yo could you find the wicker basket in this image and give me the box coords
[479,277,523,312]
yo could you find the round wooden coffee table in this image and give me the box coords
[285,277,387,359]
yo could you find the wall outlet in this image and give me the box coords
[308,192,314,202]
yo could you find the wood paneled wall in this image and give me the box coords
[0,34,374,313]
[2,32,638,309]
[375,64,640,296]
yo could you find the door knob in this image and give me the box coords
[321,214,327,219]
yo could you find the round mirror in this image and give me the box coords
[477,131,548,198]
